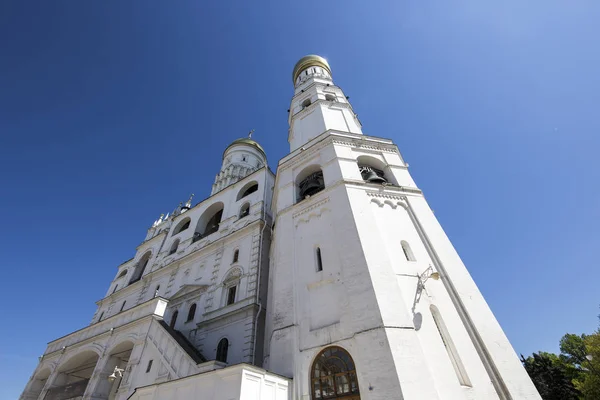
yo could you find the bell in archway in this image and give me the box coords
[359,166,387,184]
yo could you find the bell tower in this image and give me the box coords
[288,55,363,152]
[264,56,541,399]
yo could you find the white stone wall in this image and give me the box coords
[265,130,541,399]
[22,163,275,400]
[128,364,291,400]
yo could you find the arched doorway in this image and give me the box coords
[311,346,360,399]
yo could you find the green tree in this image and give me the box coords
[572,331,600,399]
[521,352,580,400]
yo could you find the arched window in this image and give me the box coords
[325,94,336,102]
[120,301,126,312]
[297,167,325,202]
[233,249,239,263]
[129,252,152,285]
[239,203,250,219]
[170,310,178,329]
[216,338,229,363]
[222,268,241,306]
[117,269,127,279]
[302,98,311,109]
[311,346,360,399]
[172,218,191,236]
[193,202,224,243]
[401,241,416,262]
[316,247,323,272]
[169,239,179,255]
[186,304,197,322]
[430,305,471,386]
[237,182,258,200]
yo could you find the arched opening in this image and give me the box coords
[169,239,179,255]
[186,303,197,322]
[100,341,135,400]
[401,241,416,262]
[302,98,312,109]
[170,310,178,329]
[117,269,127,279]
[128,252,152,285]
[172,217,191,236]
[297,165,325,202]
[356,155,396,186]
[430,305,471,386]
[46,351,100,400]
[193,202,224,243]
[237,182,259,200]
[26,367,51,399]
[239,203,250,219]
[311,346,360,399]
[325,94,336,102]
[216,338,229,363]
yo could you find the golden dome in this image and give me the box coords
[292,55,331,84]
[223,138,266,160]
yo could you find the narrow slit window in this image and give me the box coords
[430,305,471,386]
[233,249,239,263]
[120,301,126,312]
[112,285,118,294]
[98,312,104,322]
[316,247,323,272]
[146,359,153,373]
[401,241,416,261]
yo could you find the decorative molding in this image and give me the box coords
[293,197,330,219]
[332,138,398,154]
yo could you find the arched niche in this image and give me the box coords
[193,202,224,242]
[172,217,191,236]
[237,181,259,201]
[356,155,397,186]
[128,251,152,285]
[296,164,325,202]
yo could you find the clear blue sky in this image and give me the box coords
[1,1,599,398]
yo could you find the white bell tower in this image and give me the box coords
[288,55,363,152]
[264,56,541,400]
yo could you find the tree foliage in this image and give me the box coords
[521,352,580,400]
[522,312,600,399]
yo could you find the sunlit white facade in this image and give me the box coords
[21,56,540,400]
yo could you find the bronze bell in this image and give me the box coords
[300,180,323,197]
[362,169,387,184]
